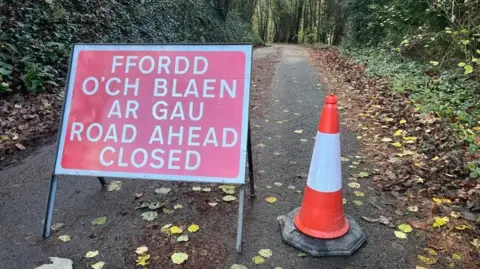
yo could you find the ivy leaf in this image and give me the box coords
[464,64,473,74]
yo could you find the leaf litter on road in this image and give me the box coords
[135,246,148,255]
[155,187,171,194]
[85,250,99,258]
[258,249,273,258]
[58,234,70,242]
[141,211,158,221]
[107,180,122,191]
[171,252,188,264]
[252,256,265,264]
[223,195,236,202]
[188,224,199,233]
[91,216,106,225]
[266,197,277,203]
[91,262,105,269]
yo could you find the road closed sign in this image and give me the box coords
[54,44,253,184]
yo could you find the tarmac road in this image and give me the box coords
[0,45,421,269]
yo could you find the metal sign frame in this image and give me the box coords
[42,43,256,252]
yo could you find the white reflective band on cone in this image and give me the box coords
[306,132,342,193]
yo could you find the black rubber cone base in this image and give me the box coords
[277,207,366,257]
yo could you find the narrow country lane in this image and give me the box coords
[0,45,421,269]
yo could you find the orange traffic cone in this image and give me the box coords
[293,94,349,239]
[278,94,366,257]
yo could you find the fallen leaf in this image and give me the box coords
[135,246,148,255]
[399,119,407,124]
[424,248,437,256]
[136,254,150,266]
[219,185,236,194]
[266,197,277,203]
[231,264,248,269]
[188,224,200,233]
[134,192,143,198]
[394,231,407,239]
[361,215,395,227]
[171,252,188,264]
[432,216,449,228]
[450,211,461,218]
[170,226,183,234]
[294,130,304,134]
[381,137,392,142]
[163,208,173,214]
[85,250,99,258]
[348,182,361,189]
[141,211,158,221]
[192,187,202,192]
[416,267,428,269]
[174,204,183,209]
[107,180,122,191]
[51,222,65,232]
[148,202,162,210]
[258,249,273,258]
[408,206,419,212]
[455,224,472,230]
[155,187,171,194]
[300,138,308,142]
[252,256,265,264]
[297,252,307,257]
[432,197,452,204]
[256,143,266,148]
[418,255,437,265]
[202,188,212,192]
[274,182,283,186]
[15,143,26,150]
[91,262,105,269]
[410,220,429,230]
[358,172,369,178]
[223,195,236,202]
[160,224,172,233]
[470,238,479,248]
[431,156,440,161]
[208,202,218,207]
[343,198,347,204]
[452,253,461,260]
[393,130,404,136]
[273,152,281,156]
[288,185,296,189]
[353,200,363,207]
[177,235,189,242]
[391,142,402,148]
[398,223,413,233]
[58,235,71,242]
[354,191,365,197]
[341,157,350,162]
[91,217,106,225]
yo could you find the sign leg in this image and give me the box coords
[98,177,106,187]
[247,122,255,198]
[42,175,58,238]
[236,185,245,252]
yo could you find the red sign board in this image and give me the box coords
[54,44,252,184]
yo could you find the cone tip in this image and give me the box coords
[325,95,337,104]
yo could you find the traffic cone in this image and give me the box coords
[277,94,366,257]
[293,94,349,239]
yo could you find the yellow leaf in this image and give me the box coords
[136,254,150,266]
[393,130,404,136]
[394,231,407,239]
[85,250,99,258]
[252,256,265,264]
[192,186,202,191]
[353,200,363,207]
[188,224,200,233]
[135,246,148,255]
[219,185,236,194]
[402,136,417,141]
[432,197,452,204]
[343,198,347,205]
[348,182,361,189]
[381,137,392,142]
[432,216,449,228]
[391,142,402,148]
[416,266,428,269]
[258,249,273,258]
[58,235,71,242]
[170,226,183,234]
[354,191,365,197]
[455,224,472,230]
[202,188,212,192]
[91,262,105,269]
[223,195,236,202]
[450,211,461,218]
[429,61,439,66]
[177,235,189,242]
[424,248,437,256]
[418,255,437,265]
[265,197,277,203]
[452,253,461,260]
[470,238,480,248]
[171,252,189,264]
[160,223,172,234]
[174,204,183,209]
[398,223,413,233]
[399,119,407,124]
[431,156,440,161]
